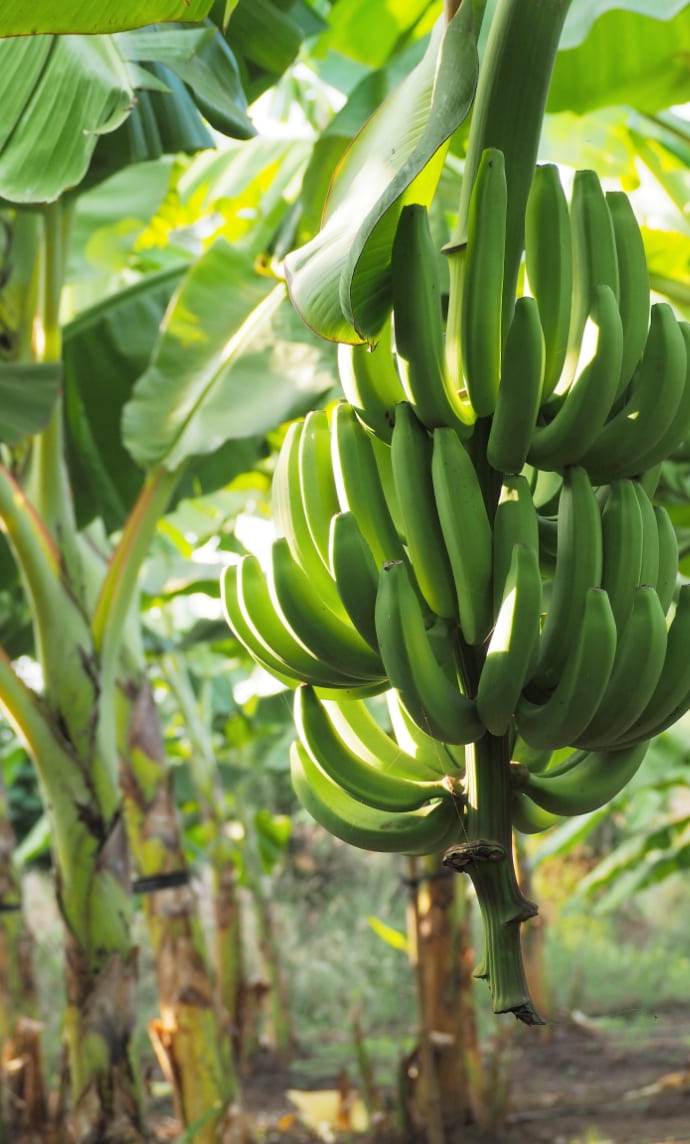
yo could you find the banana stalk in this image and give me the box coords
[444,732,543,1025]
[448,0,572,328]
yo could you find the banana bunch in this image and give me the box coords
[221,145,690,1024]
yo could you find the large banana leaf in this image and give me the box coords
[0,36,135,203]
[560,0,689,48]
[549,2,690,114]
[115,24,254,139]
[222,0,306,102]
[0,0,213,35]
[122,239,336,471]
[0,24,251,204]
[284,3,478,344]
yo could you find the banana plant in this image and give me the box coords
[0,14,331,1141]
[221,0,690,1041]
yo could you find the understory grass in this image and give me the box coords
[18,827,690,1100]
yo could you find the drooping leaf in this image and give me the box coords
[297,50,427,243]
[0,0,214,36]
[122,239,336,472]
[116,23,255,139]
[549,4,690,115]
[284,4,478,343]
[223,0,303,101]
[0,363,62,444]
[82,63,214,193]
[0,36,135,204]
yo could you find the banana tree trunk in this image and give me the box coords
[0,635,145,1144]
[0,789,48,1143]
[160,656,247,1059]
[119,677,238,1140]
[212,860,244,1061]
[406,855,484,1140]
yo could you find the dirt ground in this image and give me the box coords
[229,1004,690,1144]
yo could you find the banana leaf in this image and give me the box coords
[122,239,336,472]
[0,0,213,35]
[115,23,254,139]
[283,3,478,344]
[549,3,690,115]
[0,36,135,204]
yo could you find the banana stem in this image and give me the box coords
[448,0,571,329]
[443,733,542,1025]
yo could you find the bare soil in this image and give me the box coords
[233,1004,690,1144]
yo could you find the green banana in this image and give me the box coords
[633,478,660,590]
[290,739,462,857]
[606,190,650,396]
[628,321,690,474]
[272,419,349,620]
[459,147,507,417]
[517,587,617,751]
[491,474,539,617]
[511,736,553,774]
[599,478,643,633]
[526,284,623,471]
[486,295,544,474]
[566,168,620,387]
[511,791,564,835]
[298,408,342,572]
[431,427,493,646]
[531,466,602,692]
[476,544,542,736]
[527,466,563,514]
[616,584,690,744]
[579,303,688,483]
[392,204,474,433]
[269,537,386,684]
[294,685,451,813]
[375,559,484,745]
[223,561,377,695]
[328,511,380,653]
[654,505,679,615]
[222,562,303,690]
[323,694,454,782]
[573,585,668,750]
[390,402,457,619]
[524,163,573,398]
[385,690,465,777]
[515,740,649,817]
[337,316,404,443]
[331,401,405,568]
[370,432,407,547]
[536,512,558,561]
